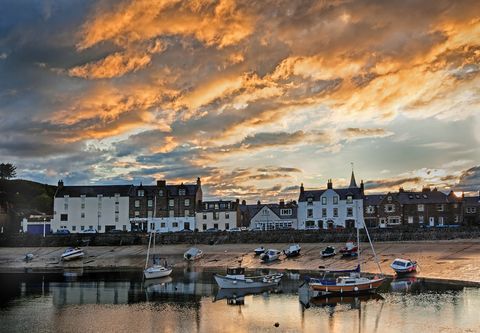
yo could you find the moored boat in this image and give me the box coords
[390,258,417,275]
[144,231,173,279]
[184,247,203,261]
[61,247,84,261]
[339,242,358,257]
[321,246,336,258]
[254,246,266,255]
[283,244,301,258]
[214,267,283,289]
[260,249,281,262]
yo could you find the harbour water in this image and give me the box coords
[1,268,479,332]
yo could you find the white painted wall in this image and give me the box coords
[195,211,237,231]
[148,216,196,233]
[250,206,297,230]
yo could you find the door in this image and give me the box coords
[429,217,435,227]
[184,222,190,230]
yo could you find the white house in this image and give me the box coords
[298,172,365,230]
[51,181,132,233]
[147,216,196,233]
[195,200,240,231]
[244,201,298,230]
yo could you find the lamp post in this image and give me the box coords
[43,217,46,238]
[97,211,100,233]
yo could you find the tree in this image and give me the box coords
[0,163,16,180]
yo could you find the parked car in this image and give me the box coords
[81,228,97,234]
[54,229,70,235]
[205,228,220,233]
[179,229,194,233]
[109,229,123,233]
[227,227,241,232]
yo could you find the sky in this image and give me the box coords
[0,0,479,202]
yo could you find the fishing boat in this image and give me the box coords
[260,249,281,262]
[61,247,84,261]
[184,247,203,261]
[390,258,417,275]
[283,244,301,258]
[339,242,358,257]
[321,246,336,258]
[214,267,283,289]
[254,246,266,255]
[308,203,385,296]
[144,231,173,279]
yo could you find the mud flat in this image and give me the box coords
[1,240,480,284]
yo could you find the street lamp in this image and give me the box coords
[43,217,46,238]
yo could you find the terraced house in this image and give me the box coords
[196,200,240,231]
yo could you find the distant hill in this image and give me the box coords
[0,179,57,216]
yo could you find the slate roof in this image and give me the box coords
[56,185,133,198]
[132,184,198,197]
[464,196,480,206]
[396,190,450,204]
[239,203,297,220]
[299,187,363,202]
[364,194,384,206]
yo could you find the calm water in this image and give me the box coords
[1,268,479,333]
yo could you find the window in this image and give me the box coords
[81,226,85,231]
[385,204,395,213]
[60,214,68,221]
[203,214,207,220]
[72,226,76,231]
[115,204,119,213]
[169,199,174,207]
[307,197,313,205]
[334,208,339,217]
[333,196,338,204]
[97,211,102,218]
[346,195,353,204]
[436,204,443,212]
[184,210,190,217]
[214,223,218,229]
[64,203,68,210]
[466,207,477,214]
[137,190,144,197]
[225,223,230,230]
[225,213,230,219]
[387,196,392,202]
[280,209,292,216]
[322,208,327,217]
[213,212,219,220]
[408,216,414,224]
[419,215,424,223]
[81,212,85,219]
[388,217,400,225]
[123,225,127,231]
[134,211,140,217]
[184,199,190,206]
[115,216,119,223]
[438,217,444,226]
[147,211,153,218]
[148,200,153,207]
[203,224,207,231]
[454,215,459,223]
[417,204,424,212]
[81,203,85,209]
[305,220,315,228]
[169,210,174,217]
[346,208,352,217]
[179,189,186,196]
[172,222,178,228]
[150,222,155,230]
[307,209,313,218]
[322,197,327,205]
[135,200,140,208]
[366,206,374,214]
[98,225,101,231]
[214,203,219,209]
[262,209,269,216]
[158,190,164,196]
[161,222,166,228]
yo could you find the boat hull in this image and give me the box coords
[309,278,385,295]
[214,274,282,289]
[284,249,301,258]
[144,267,173,279]
[392,266,417,275]
[61,250,84,261]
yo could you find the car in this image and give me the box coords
[179,229,194,233]
[54,229,70,235]
[81,228,97,234]
[108,229,123,234]
[205,228,220,233]
[227,227,241,232]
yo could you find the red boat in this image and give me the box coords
[339,242,358,257]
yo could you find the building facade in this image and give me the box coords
[298,172,365,230]
[195,200,240,231]
[463,194,480,225]
[246,201,298,230]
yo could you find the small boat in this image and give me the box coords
[260,249,281,262]
[283,244,301,258]
[144,231,173,279]
[254,246,266,255]
[214,267,283,289]
[61,247,84,261]
[390,258,417,275]
[24,253,34,262]
[339,242,358,257]
[321,246,336,258]
[184,247,203,261]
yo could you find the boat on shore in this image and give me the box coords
[283,244,301,258]
[339,242,358,257]
[61,247,84,261]
[260,249,281,262]
[214,267,283,289]
[390,258,417,275]
[184,247,203,261]
[254,246,266,255]
[144,231,173,279]
[321,246,336,258]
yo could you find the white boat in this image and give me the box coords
[61,247,84,261]
[321,246,336,258]
[254,246,266,255]
[283,244,301,258]
[144,230,173,279]
[260,249,281,262]
[214,267,283,289]
[390,258,417,274]
[184,247,203,261]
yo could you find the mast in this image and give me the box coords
[356,200,361,271]
[145,231,152,270]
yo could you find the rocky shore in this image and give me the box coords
[1,240,480,284]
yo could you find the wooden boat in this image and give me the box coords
[260,249,281,262]
[214,267,283,289]
[283,244,301,258]
[254,246,266,255]
[144,231,173,279]
[308,204,385,296]
[184,247,203,261]
[61,247,84,261]
[339,242,358,257]
[321,246,336,258]
[390,258,417,275]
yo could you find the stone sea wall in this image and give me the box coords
[1,226,480,247]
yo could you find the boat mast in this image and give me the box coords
[356,200,361,271]
[363,217,384,275]
[145,231,152,270]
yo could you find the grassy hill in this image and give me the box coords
[0,179,57,215]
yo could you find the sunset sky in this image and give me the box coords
[0,0,479,201]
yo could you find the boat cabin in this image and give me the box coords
[226,267,245,276]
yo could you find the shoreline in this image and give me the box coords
[1,239,480,286]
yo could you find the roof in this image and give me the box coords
[132,184,198,197]
[464,196,480,206]
[56,185,133,197]
[199,200,238,212]
[349,170,358,188]
[299,187,363,202]
[396,190,450,204]
[244,203,297,220]
[364,195,384,205]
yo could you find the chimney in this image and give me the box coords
[236,198,240,204]
[57,180,64,189]
[300,183,304,194]
[157,180,166,187]
[399,187,404,192]
[241,200,246,206]
[327,179,333,189]
[279,199,285,207]
[360,180,364,193]
[197,177,201,186]
[257,200,261,205]
[422,187,430,192]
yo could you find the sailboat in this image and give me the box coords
[144,230,173,279]
[308,202,385,295]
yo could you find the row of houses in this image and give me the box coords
[40,172,480,234]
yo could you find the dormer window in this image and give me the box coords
[387,196,392,202]
[333,196,338,204]
[138,190,144,197]
[307,197,313,205]
[423,194,428,199]
[409,195,413,199]
[158,190,164,196]
[321,197,327,205]
[179,189,186,196]
[346,195,353,204]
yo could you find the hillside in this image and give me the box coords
[0,179,57,215]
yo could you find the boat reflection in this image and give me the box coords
[308,293,384,309]
[213,286,280,305]
[390,277,418,293]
